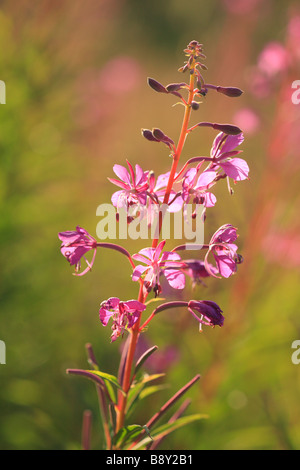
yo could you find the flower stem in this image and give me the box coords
[116,283,145,433]
[152,66,196,249]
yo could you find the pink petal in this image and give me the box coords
[164,269,185,289]
[219,158,249,181]
[132,264,149,281]
[195,170,217,189]
[124,300,147,312]
[113,164,131,185]
[99,308,114,326]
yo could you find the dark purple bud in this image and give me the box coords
[188,300,224,327]
[194,122,242,135]
[148,78,168,93]
[198,63,208,70]
[235,253,244,264]
[142,129,160,142]
[216,86,243,97]
[212,123,242,135]
[165,82,187,93]
[152,128,175,146]
[191,101,200,110]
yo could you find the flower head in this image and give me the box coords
[188,300,224,328]
[108,160,149,213]
[211,132,249,182]
[58,226,97,276]
[132,240,185,296]
[99,297,146,342]
[182,167,217,208]
[205,224,242,278]
[182,259,219,287]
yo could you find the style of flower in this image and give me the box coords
[132,240,185,296]
[205,224,242,278]
[210,132,249,182]
[58,226,97,276]
[188,300,224,329]
[108,160,149,213]
[99,297,146,342]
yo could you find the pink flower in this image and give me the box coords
[182,259,219,287]
[108,160,149,212]
[205,224,242,278]
[188,300,224,328]
[132,240,185,296]
[182,167,217,208]
[58,226,97,276]
[211,132,249,182]
[257,42,289,77]
[99,297,146,342]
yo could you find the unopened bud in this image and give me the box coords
[212,123,242,135]
[165,82,187,92]
[217,86,243,97]
[142,129,160,142]
[191,101,200,110]
[147,78,167,93]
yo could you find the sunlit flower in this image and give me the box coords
[205,224,242,278]
[132,240,185,296]
[58,226,97,276]
[99,297,146,342]
[108,160,149,213]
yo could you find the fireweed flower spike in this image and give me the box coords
[58,226,97,276]
[132,240,186,296]
[58,40,248,449]
[99,298,146,342]
[205,224,243,278]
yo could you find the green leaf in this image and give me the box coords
[141,373,165,384]
[139,384,168,400]
[113,424,152,449]
[86,370,125,394]
[129,414,208,450]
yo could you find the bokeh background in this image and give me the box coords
[1,0,300,450]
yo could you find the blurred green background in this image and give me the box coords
[1,0,300,450]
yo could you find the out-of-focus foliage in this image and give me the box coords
[1,0,300,450]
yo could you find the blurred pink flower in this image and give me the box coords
[257,42,289,77]
[222,0,264,15]
[233,108,260,135]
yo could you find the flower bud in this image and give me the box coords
[216,86,243,97]
[142,129,160,142]
[212,123,242,135]
[165,82,187,92]
[147,77,167,93]
[191,101,200,110]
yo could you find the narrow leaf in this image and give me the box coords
[134,346,158,376]
[130,414,208,450]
